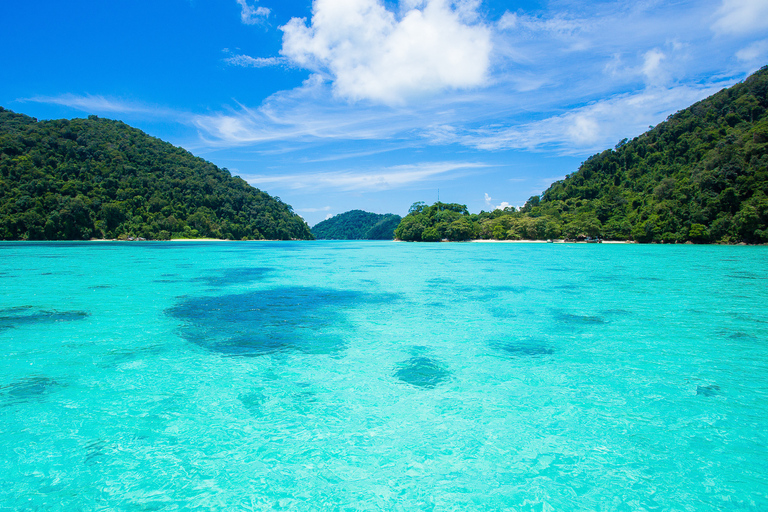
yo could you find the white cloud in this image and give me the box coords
[191,77,438,145]
[296,206,332,212]
[237,0,270,25]
[600,40,689,89]
[496,10,593,55]
[185,0,758,156]
[243,161,488,191]
[426,82,727,154]
[484,192,511,210]
[34,1,761,165]
[736,39,768,61]
[641,48,669,86]
[712,0,768,35]
[21,94,184,118]
[225,54,285,68]
[279,0,492,105]
[498,11,588,37]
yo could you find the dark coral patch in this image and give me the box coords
[0,307,89,331]
[555,311,607,325]
[394,357,451,389]
[493,338,553,357]
[192,267,272,288]
[1,377,60,406]
[696,384,720,397]
[168,286,396,357]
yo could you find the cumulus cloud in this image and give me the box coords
[484,193,511,210]
[603,40,689,89]
[641,48,669,86]
[712,0,768,35]
[279,0,492,104]
[54,0,758,163]
[237,0,270,25]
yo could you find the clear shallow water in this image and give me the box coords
[1,241,767,511]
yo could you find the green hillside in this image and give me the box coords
[396,66,768,243]
[312,210,402,240]
[0,108,313,241]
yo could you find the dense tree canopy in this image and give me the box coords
[393,202,474,241]
[532,65,768,243]
[396,66,768,243]
[311,210,401,240]
[0,109,313,241]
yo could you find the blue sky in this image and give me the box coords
[2,0,767,225]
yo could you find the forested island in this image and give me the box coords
[395,66,768,243]
[0,109,313,241]
[3,66,766,244]
[311,210,402,240]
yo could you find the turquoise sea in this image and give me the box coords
[1,241,767,511]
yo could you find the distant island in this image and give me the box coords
[0,108,313,241]
[395,65,768,244]
[312,210,402,240]
[3,65,766,244]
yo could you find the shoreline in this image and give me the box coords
[468,239,636,244]
[0,238,763,245]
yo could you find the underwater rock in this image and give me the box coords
[211,335,295,357]
[555,312,607,325]
[494,339,553,357]
[394,357,450,389]
[1,376,59,405]
[238,392,263,414]
[168,286,397,358]
[696,384,720,397]
[0,308,89,331]
[193,267,272,288]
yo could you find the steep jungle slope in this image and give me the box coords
[0,108,313,240]
[395,66,768,243]
[534,65,768,243]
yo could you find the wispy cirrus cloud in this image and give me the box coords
[195,0,742,156]
[243,161,489,192]
[223,52,285,68]
[712,0,768,35]
[736,39,768,63]
[295,205,332,213]
[236,0,270,25]
[20,94,186,119]
[191,76,435,145]
[27,0,760,162]
[424,82,727,154]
